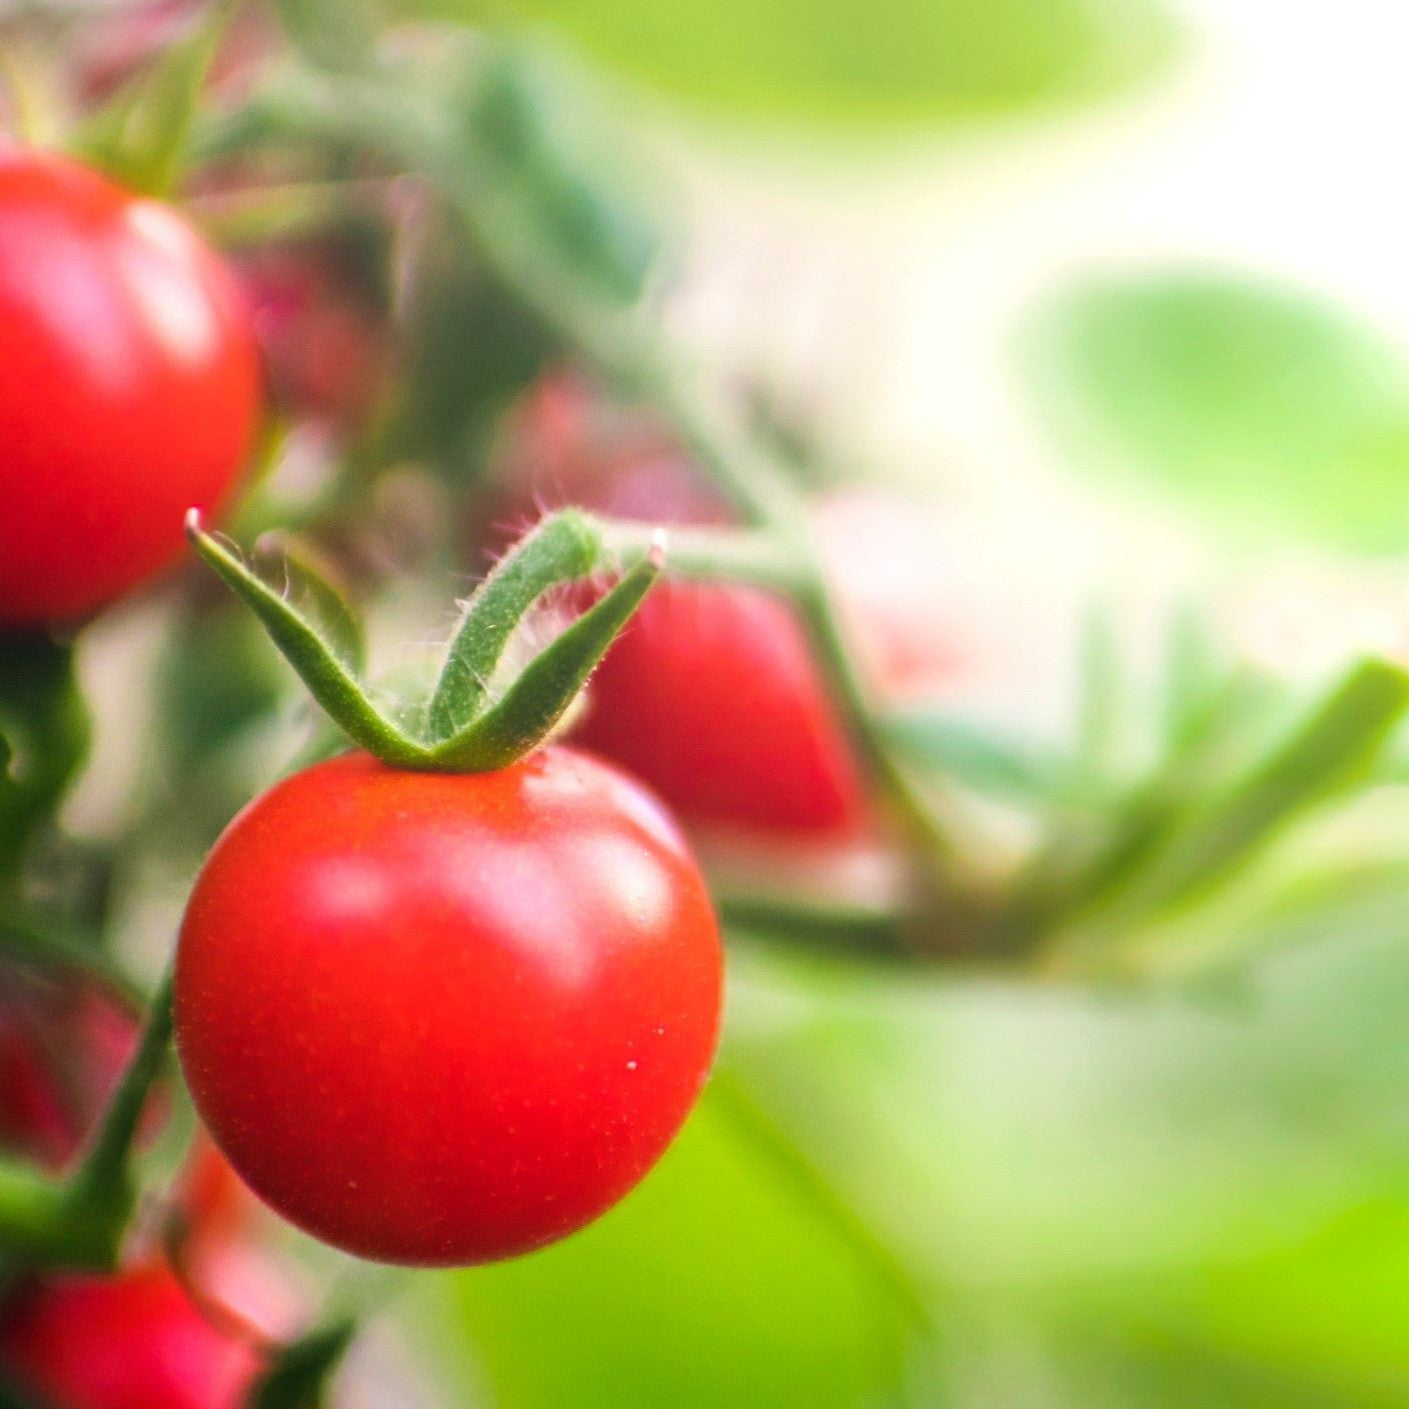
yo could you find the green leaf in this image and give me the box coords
[185,512,426,767]
[999,667,1279,947]
[252,533,367,677]
[1123,657,1409,915]
[403,0,1176,127]
[428,509,601,740]
[249,1320,356,1409]
[0,635,90,879]
[1024,272,1409,554]
[456,43,662,305]
[429,543,663,770]
[74,0,235,196]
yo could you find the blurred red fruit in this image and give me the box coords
[812,488,967,701]
[576,577,868,833]
[0,1264,261,1409]
[238,245,386,428]
[0,979,153,1171]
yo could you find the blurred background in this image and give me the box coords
[12,0,1409,1404]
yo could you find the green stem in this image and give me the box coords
[71,964,173,1199]
[22,964,181,1269]
[596,518,805,597]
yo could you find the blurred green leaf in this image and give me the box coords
[404,0,1175,127]
[273,0,382,71]
[75,0,234,195]
[1025,272,1409,553]
[457,43,663,304]
[0,636,89,881]
[249,1320,356,1409]
[374,254,554,483]
[416,1087,915,1409]
[1118,657,1409,917]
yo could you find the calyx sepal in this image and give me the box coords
[185,508,663,772]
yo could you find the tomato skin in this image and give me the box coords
[0,151,260,626]
[175,747,722,1266]
[0,1263,260,1409]
[576,580,867,834]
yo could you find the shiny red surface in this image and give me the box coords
[0,1264,259,1409]
[0,150,260,625]
[577,579,868,834]
[175,747,722,1266]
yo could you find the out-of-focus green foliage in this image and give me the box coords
[714,904,1409,1408]
[1025,272,1409,554]
[399,0,1177,127]
[0,637,89,879]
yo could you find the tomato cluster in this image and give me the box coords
[0,114,911,1391]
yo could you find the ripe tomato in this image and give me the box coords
[175,747,722,1266]
[0,151,260,626]
[576,580,868,833]
[488,373,868,836]
[0,1263,260,1409]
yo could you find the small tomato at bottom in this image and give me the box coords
[175,747,722,1266]
[0,1263,260,1409]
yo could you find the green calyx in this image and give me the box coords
[185,507,664,773]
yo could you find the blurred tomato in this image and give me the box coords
[0,151,261,625]
[0,976,151,1171]
[177,1137,255,1256]
[238,243,387,429]
[812,488,967,701]
[577,580,868,833]
[0,1263,261,1409]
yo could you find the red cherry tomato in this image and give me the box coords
[576,580,868,834]
[175,747,722,1266]
[0,151,260,626]
[489,373,867,836]
[0,1263,260,1409]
